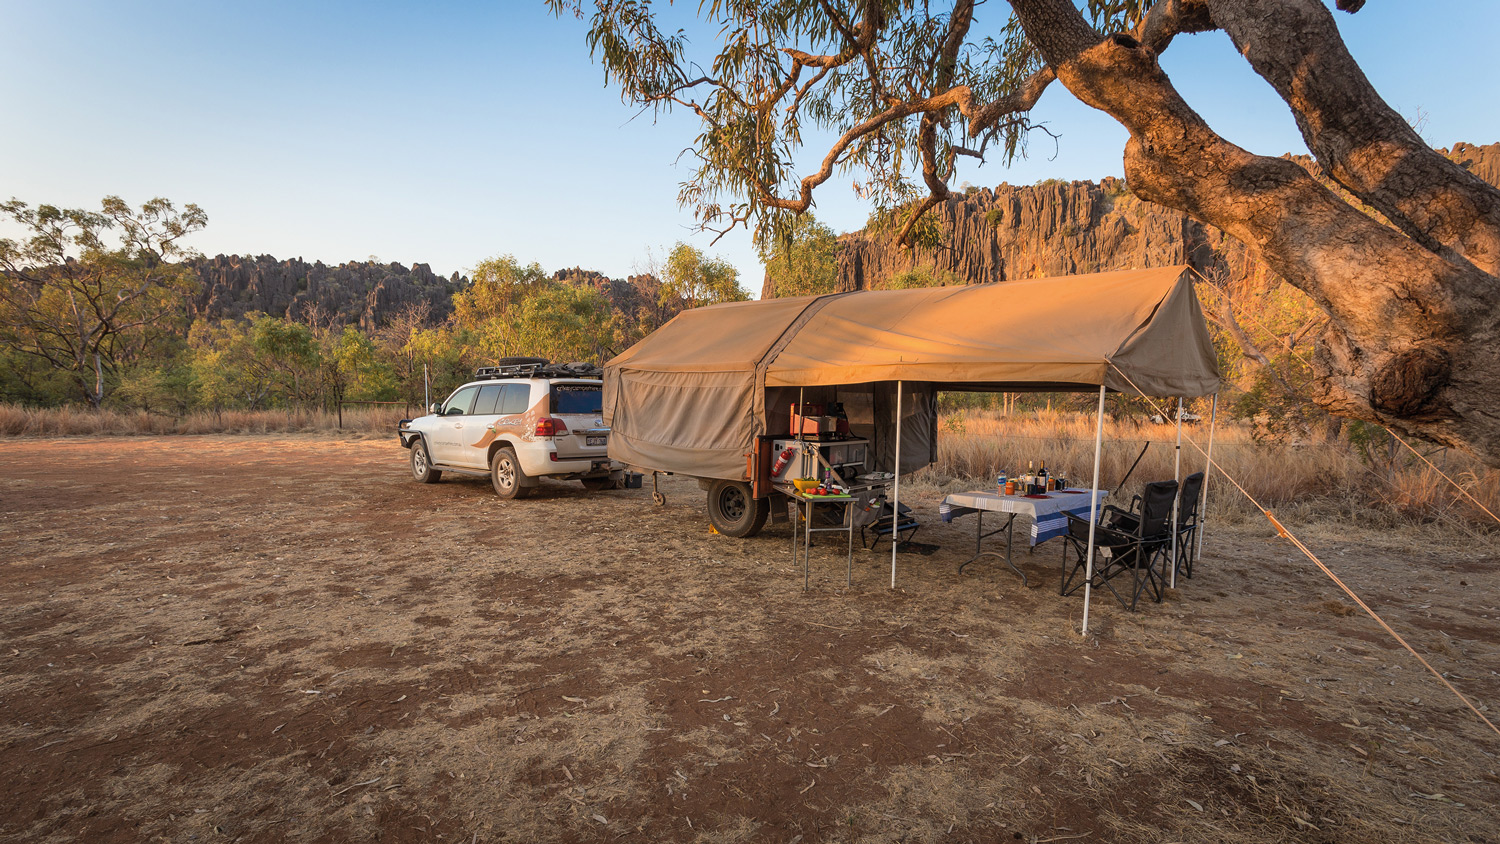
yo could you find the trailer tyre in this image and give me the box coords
[706,480,768,538]
[410,440,442,484]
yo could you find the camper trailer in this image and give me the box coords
[602,266,1220,537]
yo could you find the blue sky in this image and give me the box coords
[2,1,1496,295]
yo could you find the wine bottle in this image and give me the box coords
[1040,459,1048,490]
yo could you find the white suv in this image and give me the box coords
[397,360,622,499]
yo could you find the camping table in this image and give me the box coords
[789,491,858,590]
[939,489,1107,585]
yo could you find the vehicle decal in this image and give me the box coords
[469,395,549,450]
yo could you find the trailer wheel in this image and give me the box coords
[706,480,768,538]
[653,492,666,506]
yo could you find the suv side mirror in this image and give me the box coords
[429,402,443,416]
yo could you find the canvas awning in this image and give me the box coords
[604,266,1219,481]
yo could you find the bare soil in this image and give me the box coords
[1,435,1497,843]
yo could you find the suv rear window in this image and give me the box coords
[551,384,602,415]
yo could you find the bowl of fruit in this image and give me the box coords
[792,477,820,493]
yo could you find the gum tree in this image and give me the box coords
[551,0,1500,465]
[0,197,207,407]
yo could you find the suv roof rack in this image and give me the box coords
[474,360,603,381]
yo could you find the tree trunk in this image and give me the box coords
[90,353,104,409]
[1010,0,1500,466]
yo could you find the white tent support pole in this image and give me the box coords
[891,381,902,589]
[1197,393,1218,560]
[1170,396,1183,589]
[1082,384,1106,636]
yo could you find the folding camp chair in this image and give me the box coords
[1171,472,1204,581]
[1059,480,1178,611]
[861,497,920,552]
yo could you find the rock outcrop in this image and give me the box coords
[1448,141,1500,188]
[809,142,1500,296]
[190,255,464,329]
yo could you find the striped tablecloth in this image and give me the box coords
[940,489,1107,545]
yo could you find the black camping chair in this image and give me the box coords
[861,497,920,552]
[1170,472,1205,581]
[1060,480,1178,611]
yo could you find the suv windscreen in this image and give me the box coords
[551,384,602,415]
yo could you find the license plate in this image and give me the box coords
[586,435,606,447]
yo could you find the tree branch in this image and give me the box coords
[966,65,1056,139]
[1206,0,1500,276]
[1132,0,1216,53]
[1008,0,1101,66]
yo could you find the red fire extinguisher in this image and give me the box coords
[771,446,797,476]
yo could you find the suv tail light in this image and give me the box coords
[535,417,568,437]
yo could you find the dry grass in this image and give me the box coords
[5,402,1497,531]
[920,408,1500,531]
[0,403,412,437]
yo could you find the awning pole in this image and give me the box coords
[891,381,902,589]
[1170,396,1183,589]
[1196,393,1218,560]
[1082,384,1106,636]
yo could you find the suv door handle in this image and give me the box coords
[453,422,464,429]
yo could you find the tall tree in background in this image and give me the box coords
[0,197,207,407]
[659,242,748,309]
[758,214,840,298]
[552,0,1500,466]
[449,253,616,365]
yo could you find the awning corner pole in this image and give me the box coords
[1082,383,1106,636]
[1196,393,1219,559]
[1170,396,1183,589]
[891,380,902,589]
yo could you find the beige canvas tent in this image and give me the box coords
[604,265,1221,632]
[605,265,1217,476]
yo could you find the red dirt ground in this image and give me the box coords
[1,435,1496,843]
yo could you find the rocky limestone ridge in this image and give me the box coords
[191,255,466,330]
[1448,142,1500,188]
[802,142,1500,297]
